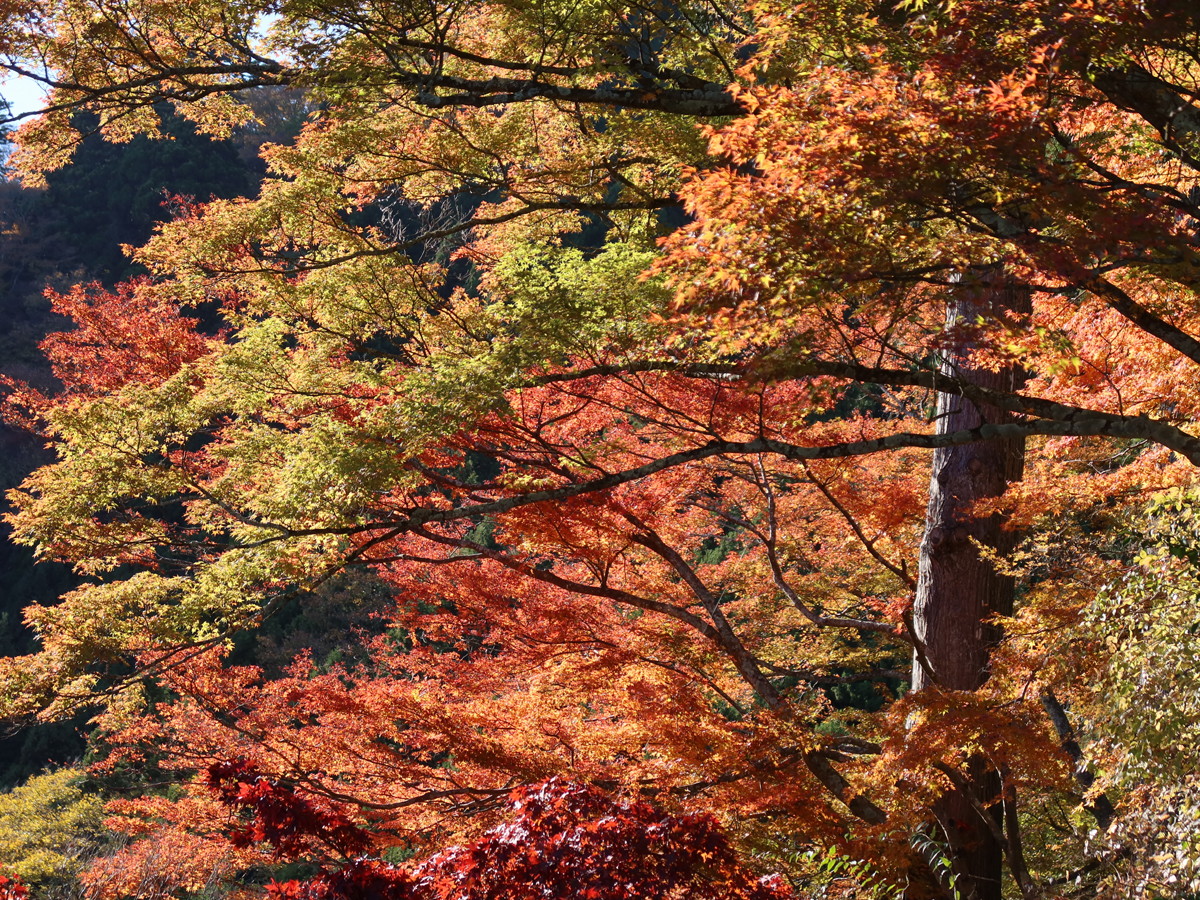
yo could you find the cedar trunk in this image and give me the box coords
[912,283,1029,900]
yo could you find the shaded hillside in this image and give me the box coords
[0,100,306,786]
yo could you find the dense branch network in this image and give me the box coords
[6,2,1200,895]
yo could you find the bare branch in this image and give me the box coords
[1040,690,1116,829]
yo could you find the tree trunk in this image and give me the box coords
[912,281,1029,900]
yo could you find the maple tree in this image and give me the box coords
[1,0,1200,897]
[0,876,27,900]
[199,762,792,900]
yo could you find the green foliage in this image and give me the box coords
[40,111,250,282]
[226,567,397,676]
[908,832,962,900]
[0,94,264,789]
[0,719,89,792]
[1089,490,1200,784]
[0,768,108,891]
[788,844,902,900]
[403,243,672,428]
[1083,489,1200,896]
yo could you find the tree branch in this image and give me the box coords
[753,458,904,638]
[800,460,916,589]
[1085,275,1200,369]
[1091,64,1200,171]
[1001,770,1039,900]
[408,526,890,825]
[402,72,742,117]
[409,525,724,643]
[531,358,1200,463]
[1040,689,1116,829]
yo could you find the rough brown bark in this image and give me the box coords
[912,282,1030,900]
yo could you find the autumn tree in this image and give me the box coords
[0,767,110,895]
[197,764,793,900]
[2,0,1200,897]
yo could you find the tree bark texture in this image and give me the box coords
[912,281,1030,900]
